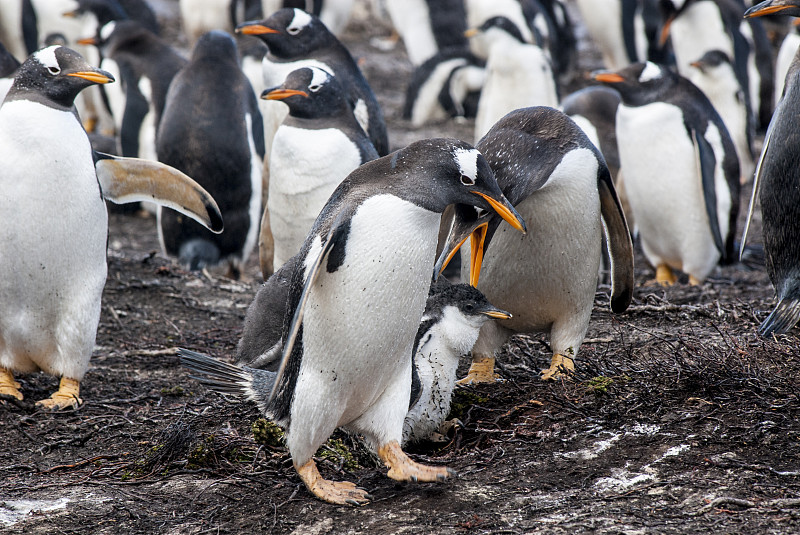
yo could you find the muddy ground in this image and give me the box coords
[3,1,800,534]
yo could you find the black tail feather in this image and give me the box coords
[759,298,800,336]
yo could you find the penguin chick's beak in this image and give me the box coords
[481,307,512,320]
[67,70,115,84]
[464,28,479,38]
[689,60,706,73]
[745,1,800,18]
[236,22,279,35]
[261,88,309,100]
[471,191,526,234]
[593,72,625,84]
[77,37,98,46]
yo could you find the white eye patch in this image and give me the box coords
[638,61,662,83]
[33,46,60,71]
[453,147,479,183]
[100,21,116,41]
[308,67,329,90]
[288,8,312,33]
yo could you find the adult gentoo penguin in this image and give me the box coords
[262,66,378,271]
[595,61,740,285]
[157,31,265,278]
[436,107,634,382]
[0,46,222,408]
[742,0,800,335]
[182,138,526,504]
[236,8,389,157]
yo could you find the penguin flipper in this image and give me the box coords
[691,127,726,259]
[759,297,800,337]
[269,219,348,403]
[741,99,778,259]
[94,153,224,233]
[598,167,634,313]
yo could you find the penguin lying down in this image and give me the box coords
[0,46,223,409]
[181,138,526,505]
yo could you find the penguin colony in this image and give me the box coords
[0,0,799,507]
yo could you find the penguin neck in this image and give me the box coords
[5,81,78,112]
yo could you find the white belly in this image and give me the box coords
[616,102,723,279]
[670,4,732,75]
[268,125,362,268]
[0,101,108,378]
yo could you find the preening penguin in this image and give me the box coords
[468,15,559,143]
[742,0,800,335]
[157,31,265,278]
[237,8,389,157]
[595,61,740,286]
[436,107,634,382]
[183,138,526,505]
[262,66,378,272]
[0,46,222,408]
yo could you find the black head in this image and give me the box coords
[745,0,800,18]
[261,66,350,119]
[191,30,239,64]
[427,280,511,321]
[236,8,334,58]
[689,50,732,74]
[66,0,129,28]
[6,46,114,110]
[467,16,527,44]
[83,20,152,56]
[593,62,678,106]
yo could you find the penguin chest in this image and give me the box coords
[269,126,363,264]
[299,195,441,424]
[670,4,731,72]
[616,103,725,272]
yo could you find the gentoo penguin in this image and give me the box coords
[0,46,223,408]
[403,48,485,127]
[263,66,378,271]
[382,0,469,66]
[689,49,755,183]
[0,42,20,102]
[82,21,187,160]
[183,138,526,504]
[595,61,740,285]
[436,107,634,382]
[237,8,389,157]
[67,0,161,35]
[402,280,510,445]
[262,0,356,36]
[741,0,800,335]
[469,15,559,143]
[157,31,264,278]
[464,0,535,59]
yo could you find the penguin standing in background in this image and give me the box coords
[262,66,378,272]
[383,0,468,66]
[436,107,634,382]
[182,138,526,505]
[180,0,262,44]
[595,61,740,285]
[237,8,389,157]
[742,0,800,335]
[262,0,355,36]
[158,31,265,278]
[0,46,223,408]
[689,49,755,183]
[403,49,485,127]
[469,16,559,143]
[82,20,187,160]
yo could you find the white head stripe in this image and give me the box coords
[638,62,662,83]
[454,147,479,180]
[308,67,330,87]
[100,21,116,41]
[290,9,313,30]
[33,46,60,70]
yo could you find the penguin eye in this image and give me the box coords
[287,26,300,35]
[475,207,488,219]
[460,174,475,186]
[48,66,61,75]
[464,303,475,313]
[308,84,321,92]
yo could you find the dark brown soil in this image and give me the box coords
[2,2,800,534]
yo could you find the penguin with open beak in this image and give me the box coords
[0,46,222,409]
[182,137,525,505]
[436,107,634,382]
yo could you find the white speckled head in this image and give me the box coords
[454,147,479,184]
[288,9,313,34]
[638,62,663,83]
[100,21,116,41]
[33,46,61,72]
[308,67,330,91]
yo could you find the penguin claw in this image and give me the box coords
[456,356,502,385]
[379,440,454,483]
[296,459,371,505]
